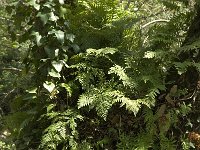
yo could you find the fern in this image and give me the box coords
[39,108,83,150]
[174,61,192,74]
[6,0,199,149]
[117,132,155,150]
[78,86,156,119]
[109,65,136,88]
[159,134,176,150]
[39,121,68,150]
[78,87,116,119]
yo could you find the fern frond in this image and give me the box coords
[174,61,192,74]
[39,121,68,149]
[159,134,176,150]
[78,87,115,119]
[86,47,117,56]
[78,88,156,119]
[109,65,136,87]
[39,109,83,149]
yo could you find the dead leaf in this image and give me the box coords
[165,94,175,106]
[170,85,177,96]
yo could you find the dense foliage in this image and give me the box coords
[1,0,200,149]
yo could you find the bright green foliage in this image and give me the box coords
[39,108,83,149]
[2,0,200,149]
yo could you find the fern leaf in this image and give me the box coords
[109,65,136,87]
[86,47,117,56]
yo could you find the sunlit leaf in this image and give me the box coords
[36,12,49,25]
[31,31,42,46]
[43,81,55,93]
[52,61,63,72]
[49,12,58,22]
[60,83,72,97]
[55,30,65,44]
[48,69,61,78]
[26,87,37,94]
[66,34,75,42]
[59,0,65,4]
[28,0,40,10]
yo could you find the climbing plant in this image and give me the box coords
[2,0,200,149]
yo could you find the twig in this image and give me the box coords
[178,89,197,101]
[1,67,22,72]
[1,89,16,103]
[141,19,170,29]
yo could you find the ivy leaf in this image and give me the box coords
[59,0,65,4]
[49,12,58,22]
[71,44,80,53]
[31,32,42,46]
[28,0,40,10]
[49,30,65,44]
[36,12,58,25]
[52,61,63,73]
[54,30,65,44]
[43,81,55,93]
[37,12,49,25]
[44,46,55,59]
[26,87,37,94]
[43,2,55,8]
[48,69,61,78]
[66,34,75,43]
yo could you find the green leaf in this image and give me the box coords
[59,0,65,4]
[49,12,58,22]
[44,46,55,58]
[49,30,65,44]
[36,12,58,25]
[31,31,42,46]
[55,30,65,44]
[60,83,72,97]
[109,65,135,87]
[71,44,80,53]
[66,34,75,43]
[47,104,56,112]
[52,61,63,72]
[43,81,55,93]
[26,87,37,94]
[28,0,40,10]
[111,90,142,116]
[60,6,68,18]
[144,51,156,59]
[37,12,49,25]
[48,69,61,78]
[86,47,117,56]
[174,61,191,75]
[43,1,55,8]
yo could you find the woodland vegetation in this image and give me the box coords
[0,0,200,149]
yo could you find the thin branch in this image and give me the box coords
[1,89,16,102]
[1,67,22,72]
[141,19,170,29]
[1,67,34,74]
